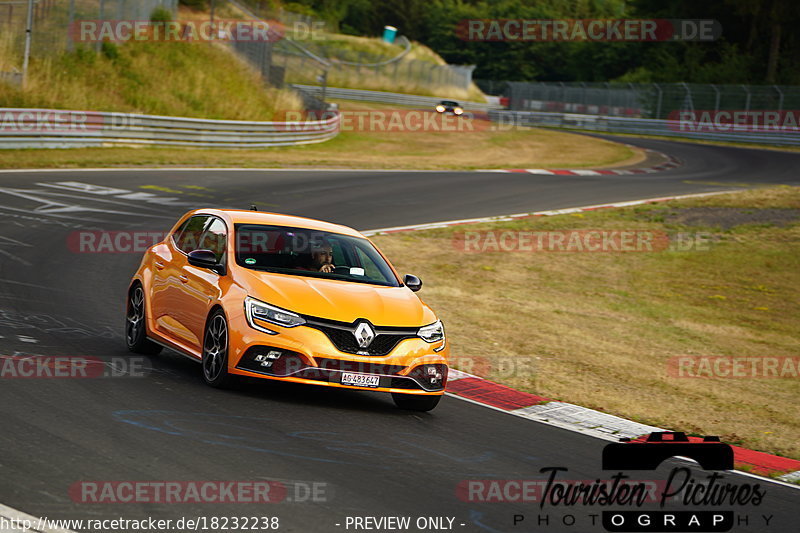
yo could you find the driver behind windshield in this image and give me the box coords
[296,239,334,273]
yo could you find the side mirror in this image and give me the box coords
[404,274,422,292]
[188,249,225,275]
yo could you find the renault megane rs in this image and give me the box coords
[126,209,449,411]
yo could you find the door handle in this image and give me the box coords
[155,261,165,270]
[179,275,189,283]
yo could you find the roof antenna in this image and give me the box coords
[250,204,258,211]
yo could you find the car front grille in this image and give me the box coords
[302,316,418,356]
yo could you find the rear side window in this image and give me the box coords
[174,215,210,253]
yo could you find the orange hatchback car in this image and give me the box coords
[126,209,449,411]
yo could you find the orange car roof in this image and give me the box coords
[190,209,365,238]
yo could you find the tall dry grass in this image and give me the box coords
[0,38,300,120]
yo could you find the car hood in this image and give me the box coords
[238,270,437,327]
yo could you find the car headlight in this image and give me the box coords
[435,105,445,112]
[418,320,445,344]
[454,107,463,115]
[245,296,306,334]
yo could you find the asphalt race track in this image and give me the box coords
[1,136,799,533]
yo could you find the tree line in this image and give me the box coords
[264,0,799,85]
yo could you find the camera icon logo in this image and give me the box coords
[602,431,734,471]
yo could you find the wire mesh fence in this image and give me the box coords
[2,0,476,101]
[478,80,800,119]
[228,0,475,97]
[0,0,178,79]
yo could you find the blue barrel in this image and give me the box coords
[382,25,397,44]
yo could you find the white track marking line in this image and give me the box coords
[0,248,32,267]
[0,235,32,247]
[0,502,77,533]
[363,190,737,236]
[31,189,177,214]
[0,279,63,291]
[38,182,131,195]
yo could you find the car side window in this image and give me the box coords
[198,218,227,264]
[175,215,210,253]
[171,219,190,247]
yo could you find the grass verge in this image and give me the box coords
[370,186,800,459]
[0,100,640,170]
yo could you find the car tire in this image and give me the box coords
[391,393,441,412]
[125,284,162,355]
[202,310,235,388]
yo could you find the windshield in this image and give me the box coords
[234,224,400,287]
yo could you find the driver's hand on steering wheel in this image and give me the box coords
[319,263,334,273]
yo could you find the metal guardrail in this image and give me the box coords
[489,110,800,146]
[0,108,340,149]
[293,85,498,111]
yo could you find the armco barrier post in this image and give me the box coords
[66,0,76,51]
[22,0,33,88]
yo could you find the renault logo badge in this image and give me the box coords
[354,321,376,348]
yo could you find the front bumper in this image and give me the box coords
[227,315,449,395]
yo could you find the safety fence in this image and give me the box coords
[0,107,340,149]
[227,0,476,97]
[0,0,179,56]
[481,81,800,121]
[488,109,800,146]
[292,85,497,111]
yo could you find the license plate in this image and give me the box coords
[340,372,380,388]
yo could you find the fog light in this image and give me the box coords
[427,365,443,385]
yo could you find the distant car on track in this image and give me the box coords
[435,100,464,115]
[126,209,449,411]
